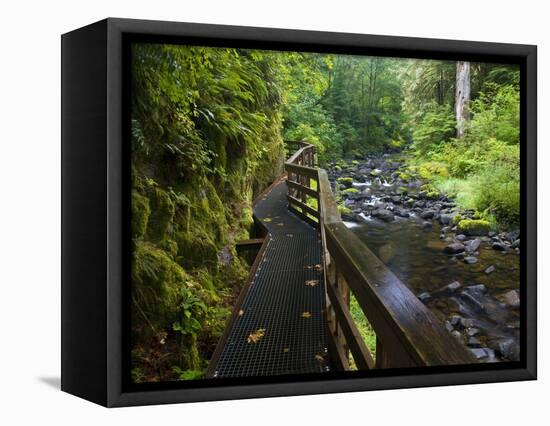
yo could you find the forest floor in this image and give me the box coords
[327,153,521,363]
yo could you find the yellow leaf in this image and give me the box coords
[238,309,244,317]
[283,347,290,353]
[263,217,272,223]
[301,312,311,318]
[305,279,319,287]
[247,328,266,344]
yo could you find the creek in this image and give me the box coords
[327,154,521,363]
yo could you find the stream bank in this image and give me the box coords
[326,154,521,363]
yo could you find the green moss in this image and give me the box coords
[337,177,353,187]
[370,169,381,177]
[131,241,188,334]
[146,187,175,242]
[175,231,219,269]
[132,191,150,239]
[351,160,360,165]
[334,165,342,171]
[342,188,359,195]
[338,205,352,215]
[452,214,463,225]
[426,191,440,200]
[457,219,492,236]
[396,186,408,195]
[398,172,413,182]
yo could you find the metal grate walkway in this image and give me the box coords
[213,179,330,378]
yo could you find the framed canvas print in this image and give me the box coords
[61,18,537,407]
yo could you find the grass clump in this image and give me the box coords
[456,219,492,236]
[349,295,376,363]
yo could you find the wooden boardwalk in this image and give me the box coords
[212,179,330,378]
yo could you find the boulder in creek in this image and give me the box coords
[455,234,466,241]
[496,338,520,361]
[372,208,395,222]
[422,221,432,229]
[463,256,478,264]
[492,241,507,251]
[394,208,410,218]
[444,242,465,254]
[464,238,481,253]
[484,265,496,274]
[417,292,431,302]
[467,336,482,348]
[439,213,454,225]
[499,289,520,308]
[420,210,435,219]
[435,281,462,295]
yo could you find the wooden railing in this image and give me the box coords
[284,141,475,369]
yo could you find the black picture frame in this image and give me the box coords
[61,17,537,407]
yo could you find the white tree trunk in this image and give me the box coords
[455,61,470,138]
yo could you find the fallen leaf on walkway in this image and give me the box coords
[286,234,294,237]
[247,328,266,344]
[283,347,290,353]
[263,218,272,222]
[305,279,319,287]
[238,309,244,317]
[315,354,325,363]
[301,312,311,318]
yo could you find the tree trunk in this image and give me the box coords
[455,61,470,138]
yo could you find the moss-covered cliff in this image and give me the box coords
[130,44,285,382]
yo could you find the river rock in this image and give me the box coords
[422,221,432,229]
[394,208,410,218]
[420,210,435,219]
[464,238,481,253]
[500,289,520,308]
[455,234,466,241]
[372,208,395,222]
[511,239,520,249]
[467,336,482,348]
[492,242,507,251]
[463,256,478,264]
[449,315,461,327]
[439,213,454,225]
[459,317,475,329]
[466,327,480,337]
[391,195,402,204]
[465,284,487,294]
[444,242,465,254]
[496,338,520,361]
[470,348,495,360]
[484,265,496,274]
[417,292,431,302]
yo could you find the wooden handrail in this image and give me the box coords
[284,140,476,370]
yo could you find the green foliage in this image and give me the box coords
[131,191,150,239]
[130,44,287,382]
[172,286,208,337]
[456,219,492,236]
[349,295,376,360]
[172,367,204,381]
[412,103,455,156]
[408,64,520,227]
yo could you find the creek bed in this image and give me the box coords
[330,155,521,363]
